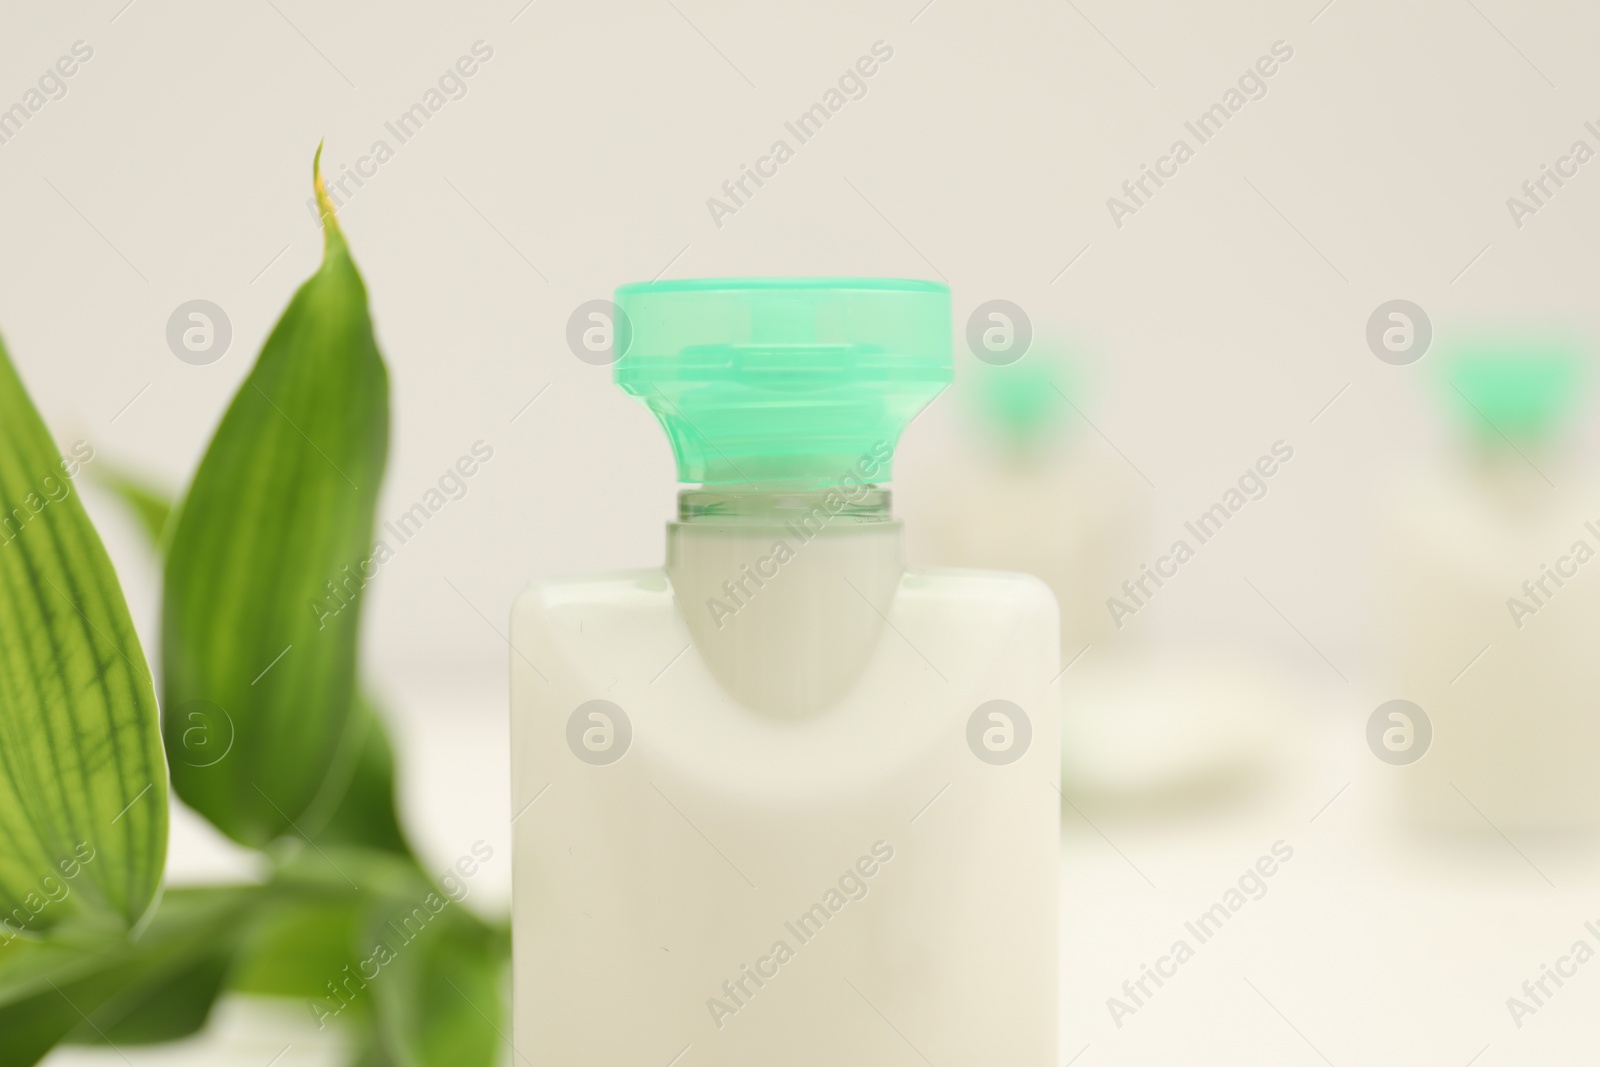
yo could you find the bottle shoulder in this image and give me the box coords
[514,568,667,611]
[904,563,1058,609]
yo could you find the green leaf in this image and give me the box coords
[229,892,365,1001]
[95,455,410,857]
[0,335,167,938]
[227,844,421,1008]
[90,464,173,549]
[88,470,411,856]
[232,847,424,1024]
[348,1028,400,1067]
[0,886,254,1067]
[78,947,233,1045]
[362,892,510,1067]
[240,847,510,1067]
[308,694,411,856]
[162,147,390,849]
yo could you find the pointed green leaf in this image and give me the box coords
[0,336,167,937]
[163,149,390,849]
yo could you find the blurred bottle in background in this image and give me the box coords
[1380,335,1600,832]
[917,347,1141,659]
[912,345,1292,811]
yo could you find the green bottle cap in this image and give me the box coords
[1444,338,1582,443]
[614,278,952,487]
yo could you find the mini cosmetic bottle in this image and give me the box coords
[915,350,1143,658]
[1380,341,1600,830]
[511,279,1059,1064]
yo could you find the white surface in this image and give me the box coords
[1056,679,1600,1066]
[41,999,346,1066]
[41,662,1600,1065]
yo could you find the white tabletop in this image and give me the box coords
[44,665,1600,1066]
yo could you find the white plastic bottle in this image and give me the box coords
[511,279,1059,1065]
[913,349,1143,658]
[1381,341,1600,831]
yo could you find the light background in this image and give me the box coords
[3,0,1599,1063]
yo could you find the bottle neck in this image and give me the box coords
[666,485,902,717]
[676,487,893,527]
